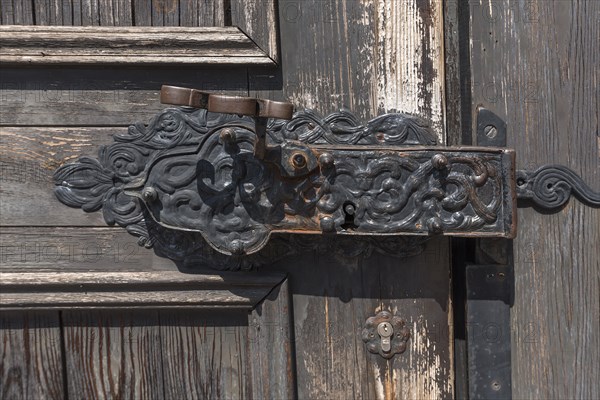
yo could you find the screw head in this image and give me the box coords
[484,125,498,139]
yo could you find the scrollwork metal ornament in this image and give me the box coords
[54,104,519,270]
[516,165,600,210]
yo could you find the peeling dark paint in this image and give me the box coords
[415,0,437,119]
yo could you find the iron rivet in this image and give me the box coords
[231,239,244,255]
[220,128,236,144]
[320,216,335,232]
[319,153,334,169]
[431,154,448,170]
[344,203,356,216]
[141,187,157,202]
[427,217,443,234]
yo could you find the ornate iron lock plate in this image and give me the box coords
[52,86,598,269]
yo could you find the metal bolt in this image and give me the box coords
[320,216,335,232]
[484,125,498,139]
[319,153,334,169]
[431,154,448,170]
[491,380,501,391]
[219,128,236,144]
[230,239,244,255]
[344,203,356,216]
[141,187,157,202]
[427,217,443,234]
[292,153,307,169]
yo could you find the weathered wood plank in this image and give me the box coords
[469,1,600,398]
[13,0,35,24]
[231,0,278,63]
[252,0,451,397]
[1,0,15,24]
[0,311,65,399]
[257,0,446,142]
[259,238,451,399]
[62,310,164,399]
[179,0,224,27]
[0,227,178,271]
[1,127,119,226]
[159,309,250,399]
[80,0,101,26]
[151,0,179,27]
[0,26,275,65]
[98,0,132,26]
[248,278,296,399]
[0,68,248,126]
[34,0,64,25]
[132,0,151,26]
[0,271,286,309]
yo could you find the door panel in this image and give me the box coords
[0,274,294,399]
[1,0,452,399]
[469,1,599,398]
[264,238,452,398]
[0,311,65,399]
[256,0,452,397]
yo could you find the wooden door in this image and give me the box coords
[1,0,453,399]
[465,1,599,398]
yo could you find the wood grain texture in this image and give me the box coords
[0,271,286,310]
[231,0,279,63]
[248,278,296,399]
[0,68,248,126]
[62,310,164,399]
[260,0,446,142]
[260,238,452,399]
[179,0,225,27]
[469,0,600,398]
[159,309,250,399]
[3,0,223,27]
[0,26,274,65]
[1,127,118,226]
[0,311,65,399]
[250,0,452,397]
[0,227,178,271]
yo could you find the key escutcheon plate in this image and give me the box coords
[362,311,411,359]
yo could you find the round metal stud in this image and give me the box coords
[318,153,334,169]
[141,187,157,202]
[431,154,448,170]
[219,128,236,144]
[320,216,336,232]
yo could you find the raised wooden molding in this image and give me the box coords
[0,271,286,310]
[0,24,278,66]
